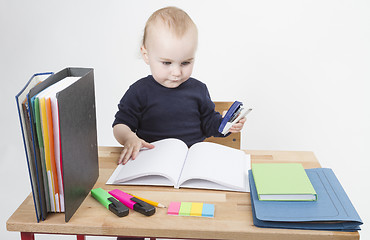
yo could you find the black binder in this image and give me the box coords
[27,67,99,222]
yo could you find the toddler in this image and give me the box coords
[113,6,246,165]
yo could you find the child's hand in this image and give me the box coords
[228,117,246,133]
[118,135,155,165]
[222,110,247,133]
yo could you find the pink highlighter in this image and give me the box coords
[109,189,156,216]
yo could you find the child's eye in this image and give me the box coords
[181,61,191,66]
[162,61,171,65]
[181,62,189,66]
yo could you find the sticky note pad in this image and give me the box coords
[167,202,181,215]
[202,203,215,217]
[190,202,203,216]
[168,202,215,217]
[179,202,192,216]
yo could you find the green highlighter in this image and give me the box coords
[91,188,129,217]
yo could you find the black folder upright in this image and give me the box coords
[25,67,99,222]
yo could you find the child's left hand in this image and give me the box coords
[228,117,246,133]
[222,110,246,133]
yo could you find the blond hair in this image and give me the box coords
[142,6,197,47]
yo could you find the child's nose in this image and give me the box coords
[171,65,181,77]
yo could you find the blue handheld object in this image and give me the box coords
[218,101,243,133]
[218,101,252,135]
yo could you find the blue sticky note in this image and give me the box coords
[202,203,215,217]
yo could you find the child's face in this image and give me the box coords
[141,23,197,88]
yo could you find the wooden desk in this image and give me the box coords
[7,147,359,240]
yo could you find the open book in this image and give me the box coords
[106,138,250,192]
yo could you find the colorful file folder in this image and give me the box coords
[16,72,53,222]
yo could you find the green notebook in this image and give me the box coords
[251,163,317,201]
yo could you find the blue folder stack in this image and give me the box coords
[248,168,362,231]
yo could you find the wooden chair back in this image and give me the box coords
[204,102,241,149]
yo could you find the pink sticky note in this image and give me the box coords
[167,202,181,215]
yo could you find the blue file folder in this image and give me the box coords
[249,168,362,231]
[16,72,53,222]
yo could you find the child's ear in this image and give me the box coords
[140,46,149,64]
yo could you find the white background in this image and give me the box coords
[1,0,369,239]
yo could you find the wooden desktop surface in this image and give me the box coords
[7,147,359,240]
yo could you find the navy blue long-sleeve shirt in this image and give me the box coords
[113,75,224,147]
